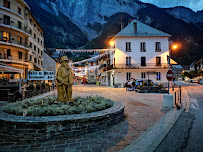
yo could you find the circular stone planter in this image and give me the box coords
[0,102,124,141]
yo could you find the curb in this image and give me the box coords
[121,87,190,152]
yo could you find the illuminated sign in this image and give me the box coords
[28,71,54,80]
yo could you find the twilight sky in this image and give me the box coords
[139,0,203,12]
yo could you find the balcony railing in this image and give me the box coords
[0,38,29,49]
[113,63,168,69]
[0,19,29,34]
[0,55,30,63]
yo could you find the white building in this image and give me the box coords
[100,19,171,87]
[87,53,99,84]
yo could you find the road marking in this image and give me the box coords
[190,98,199,110]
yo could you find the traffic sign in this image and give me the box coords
[166,70,173,81]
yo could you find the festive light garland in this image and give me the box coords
[69,52,109,65]
[56,49,114,53]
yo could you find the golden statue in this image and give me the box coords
[56,56,74,102]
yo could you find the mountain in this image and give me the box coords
[25,0,203,65]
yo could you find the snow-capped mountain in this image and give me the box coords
[25,0,203,65]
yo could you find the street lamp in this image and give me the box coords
[168,43,179,94]
[110,41,114,47]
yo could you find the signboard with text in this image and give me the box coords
[28,71,54,80]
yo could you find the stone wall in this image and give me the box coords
[0,102,124,141]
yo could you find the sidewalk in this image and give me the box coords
[0,85,188,152]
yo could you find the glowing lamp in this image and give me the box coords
[172,44,178,50]
[110,41,114,46]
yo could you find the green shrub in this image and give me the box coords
[28,84,35,91]
[142,81,147,86]
[36,83,41,90]
[2,96,114,116]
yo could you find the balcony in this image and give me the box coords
[0,39,30,51]
[0,55,30,65]
[103,65,113,72]
[112,63,168,69]
[0,20,29,36]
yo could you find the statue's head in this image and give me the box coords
[60,56,69,67]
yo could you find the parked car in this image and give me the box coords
[198,78,203,84]
[190,78,198,83]
[135,79,153,86]
[185,77,190,82]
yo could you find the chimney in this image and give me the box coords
[121,21,124,30]
[133,22,137,34]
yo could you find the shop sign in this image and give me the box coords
[28,71,54,80]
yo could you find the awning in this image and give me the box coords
[170,58,178,64]
[34,63,47,71]
[0,62,23,74]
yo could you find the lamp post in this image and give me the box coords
[168,43,178,94]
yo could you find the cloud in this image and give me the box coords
[139,0,203,12]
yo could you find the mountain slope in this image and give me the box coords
[25,0,203,65]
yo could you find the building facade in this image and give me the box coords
[0,0,44,80]
[100,19,171,87]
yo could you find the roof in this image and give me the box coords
[172,64,183,69]
[114,19,171,37]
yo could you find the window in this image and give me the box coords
[3,15,10,25]
[17,36,22,44]
[156,57,161,66]
[126,42,131,52]
[34,58,36,63]
[29,19,32,24]
[38,38,40,42]
[155,42,161,51]
[141,72,146,79]
[4,0,10,9]
[29,29,32,35]
[41,61,43,66]
[126,72,131,81]
[29,42,32,48]
[34,45,36,51]
[18,51,22,60]
[140,42,146,52]
[30,55,32,61]
[3,32,9,42]
[141,57,146,66]
[156,72,161,81]
[18,21,22,29]
[38,48,40,54]
[91,62,93,66]
[126,57,131,66]
[34,24,36,27]
[41,51,43,55]
[18,7,21,15]
[41,40,43,45]
[34,34,36,39]
[38,59,40,65]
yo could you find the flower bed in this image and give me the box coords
[0,98,124,141]
[2,96,114,116]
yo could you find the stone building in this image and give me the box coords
[0,0,44,80]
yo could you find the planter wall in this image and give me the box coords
[0,102,124,141]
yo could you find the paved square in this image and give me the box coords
[0,85,168,152]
